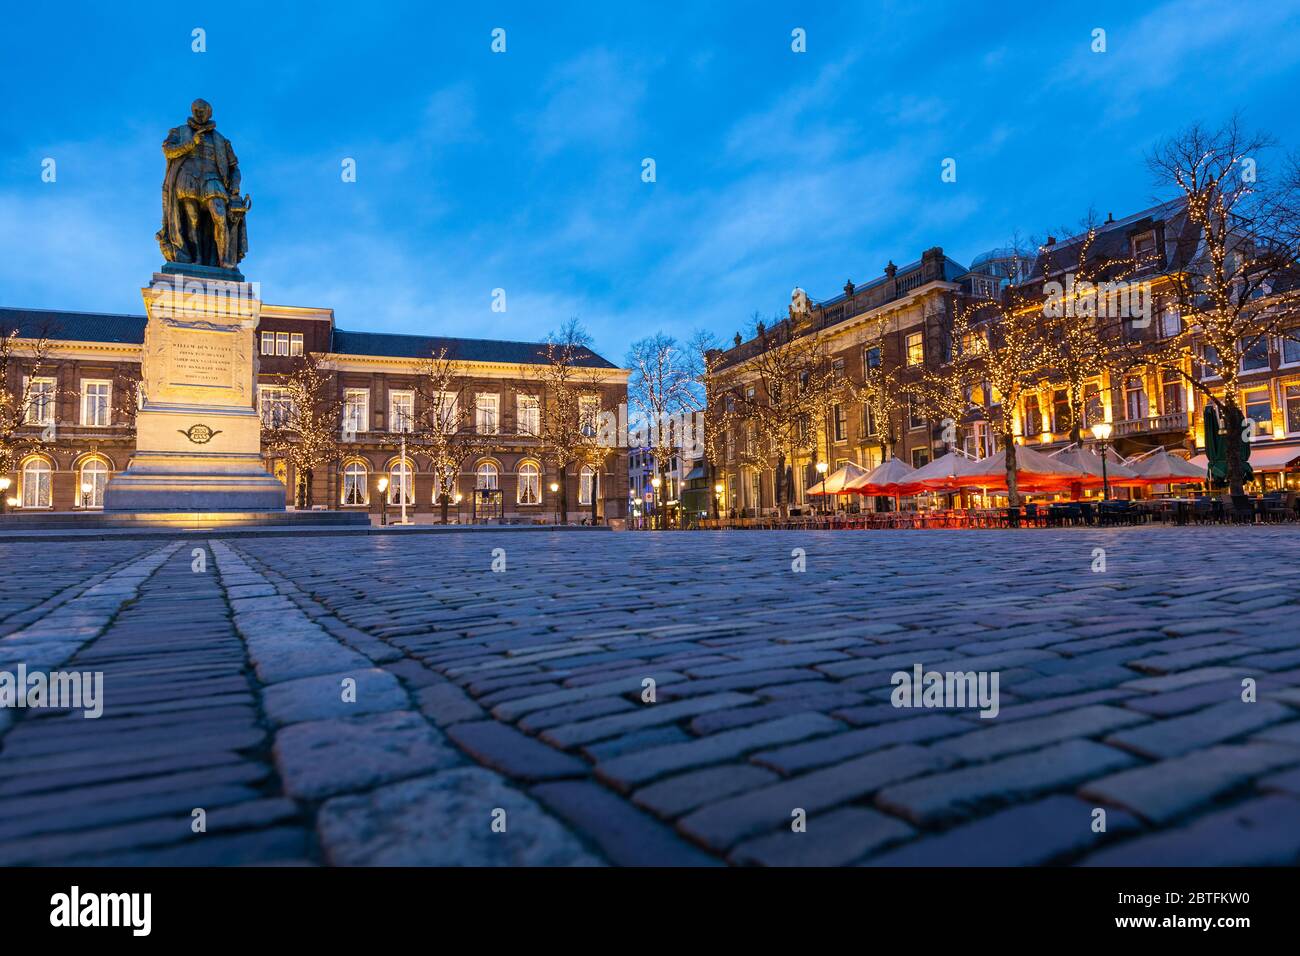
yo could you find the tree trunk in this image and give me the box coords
[439,492,450,524]
[590,471,599,525]
[709,461,719,518]
[1224,400,1246,496]
[304,468,314,508]
[558,464,568,525]
[1004,431,1021,508]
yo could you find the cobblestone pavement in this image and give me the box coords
[1,527,1298,866]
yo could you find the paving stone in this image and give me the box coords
[678,744,952,850]
[632,764,780,819]
[540,692,757,749]
[274,711,463,800]
[1105,701,1293,759]
[875,739,1139,827]
[863,795,1143,866]
[262,668,408,726]
[730,806,914,866]
[316,768,602,866]
[581,725,691,761]
[531,780,721,866]
[753,714,968,775]
[446,720,588,781]
[932,705,1150,763]
[415,682,486,726]
[1079,742,1300,824]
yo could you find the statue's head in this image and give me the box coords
[190,99,213,124]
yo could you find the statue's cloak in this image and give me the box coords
[157,122,236,261]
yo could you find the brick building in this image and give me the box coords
[0,304,630,522]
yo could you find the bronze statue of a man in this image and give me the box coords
[156,99,250,270]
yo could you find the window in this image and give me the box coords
[910,447,931,468]
[1051,389,1071,434]
[1240,336,1269,372]
[1285,384,1300,435]
[290,332,303,356]
[24,377,56,425]
[260,331,275,355]
[725,428,735,461]
[1160,368,1184,414]
[1131,230,1157,264]
[388,459,413,505]
[276,332,290,356]
[750,470,761,509]
[21,458,52,508]
[579,465,595,506]
[81,380,111,427]
[1243,388,1272,436]
[517,395,540,436]
[341,461,367,505]
[1282,328,1300,367]
[908,395,925,430]
[963,421,991,459]
[863,346,881,374]
[833,404,847,442]
[389,390,415,433]
[1124,376,1148,421]
[430,391,459,433]
[432,469,457,505]
[1198,344,1222,380]
[517,462,541,505]
[831,358,845,379]
[79,459,108,509]
[1023,394,1043,436]
[259,386,293,427]
[905,332,924,366]
[342,388,369,435]
[476,394,499,434]
[1157,307,1181,340]
[862,404,878,438]
[1083,382,1103,427]
[476,461,499,490]
[579,396,600,437]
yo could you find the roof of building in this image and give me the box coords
[0,307,619,369]
[330,329,617,368]
[0,307,147,344]
[1025,199,1197,281]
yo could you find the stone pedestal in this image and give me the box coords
[104,270,285,511]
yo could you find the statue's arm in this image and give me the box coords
[161,127,198,161]
[226,140,241,193]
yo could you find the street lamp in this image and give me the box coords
[651,476,662,529]
[713,481,724,519]
[549,481,560,525]
[816,460,829,512]
[376,476,389,526]
[1092,421,1113,500]
[80,480,93,509]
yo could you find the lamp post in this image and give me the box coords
[398,436,410,525]
[816,460,829,513]
[651,476,662,529]
[376,476,389,526]
[1092,421,1113,501]
[549,481,560,525]
[81,481,93,510]
[0,476,10,514]
[713,481,723,519]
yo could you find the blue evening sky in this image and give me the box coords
[4,0,1300,364]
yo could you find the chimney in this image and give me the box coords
[1045,236,1056,246]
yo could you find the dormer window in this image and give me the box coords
[1131,230,1157,266]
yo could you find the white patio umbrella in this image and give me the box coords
[805,461,869,496]
[1050,445,1140,486]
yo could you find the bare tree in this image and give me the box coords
[0,327,57,476]
[1147,117,1300,493]
[412,347,493,524]
[626,332,696,526]
[530,318,599,523]
[260,353,344,508]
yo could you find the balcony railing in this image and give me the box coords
[1112,410,1190,437]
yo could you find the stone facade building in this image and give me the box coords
[0,304,630,521]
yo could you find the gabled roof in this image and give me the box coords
[0,307,146,344]
[1026,198,1197,281]
[330,329,618,368]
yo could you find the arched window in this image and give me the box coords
[579,465,596,506]
[476,462,499,490]
[21,458,52,509]
[517,462,540,505]
[341,461,367,505]
[432,469,457,505]
[388,459,413,505]
[79,459,109,509]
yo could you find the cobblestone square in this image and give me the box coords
[1,526,1297,866]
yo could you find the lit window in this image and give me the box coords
[1124,377,1148,421]
[21,458,52,508]
[476,461,499,490]
[579,396,600,437]
[81,380,112,427]
[517,395,540,436]
[1160,369,1184,414]
[579,465,595,505]
[834,404,847,442]
[80,459,108,508]
[341,461,367,505]
[342,389,369,435]
[1285,384,1300,434]
[517,462,541,504]
[905,332,924,366]
[388,459,413,505]
[1244,388,1272,436]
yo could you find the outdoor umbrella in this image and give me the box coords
[1049,445,1140,487]
[1131,449,1210,484]
[805,461,869,496]
[958,443,1084,492]
[842,456,917,509]
[900,450,985,492]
